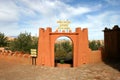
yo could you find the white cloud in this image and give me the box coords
[9,0,95,33]
[71,11,120,40]
[0,0,19,23]
[0,0,120,40]
[86,11,120,28]
[59,6,92,19]
[15,0,93,19]
[0,23,19,36]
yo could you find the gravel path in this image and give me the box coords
[0,55,120,80]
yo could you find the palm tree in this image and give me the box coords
[0,32,8,47]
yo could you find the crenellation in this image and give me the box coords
[75,27,81,32]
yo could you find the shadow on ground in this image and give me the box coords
[103,59,120,72]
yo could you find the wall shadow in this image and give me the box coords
[101,49,120,71]
[103,60,120,72]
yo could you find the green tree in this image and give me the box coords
[89,40,102,50]
[0,32,8,47]
[61,40,72,53]
[9,32,38,53]
[55,47,67,60]
[55,40,73,61]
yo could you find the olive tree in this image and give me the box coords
[9,32,38,53]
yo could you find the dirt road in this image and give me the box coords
[0,55,120,80]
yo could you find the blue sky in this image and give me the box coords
[0,0,120,40]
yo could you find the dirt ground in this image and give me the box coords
[0,55,120,80]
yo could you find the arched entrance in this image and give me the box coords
[54,36,73,67]
[37,20,91,67]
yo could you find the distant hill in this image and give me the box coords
[7,36,17,41]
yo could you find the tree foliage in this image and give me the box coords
[61,41,72,53]
[9,32,38,53]
[89,40,102,50]
[55,40,72,61]
[0,32,8,47]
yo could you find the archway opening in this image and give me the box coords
[54,36,73,67]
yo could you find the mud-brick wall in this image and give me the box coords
[90,50,102,63]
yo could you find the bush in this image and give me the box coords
[89,40,103,50]
[9,32,38,53]
[55,40,72,61]
[60,60,64,64]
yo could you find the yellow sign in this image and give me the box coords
[57,20,71,32]
[31,49,37,57]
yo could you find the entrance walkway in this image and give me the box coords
[0,55,120,80]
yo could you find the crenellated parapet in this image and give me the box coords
[103,25,120,32]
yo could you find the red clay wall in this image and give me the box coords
[0,50,31,64]
[90,50,102,63]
